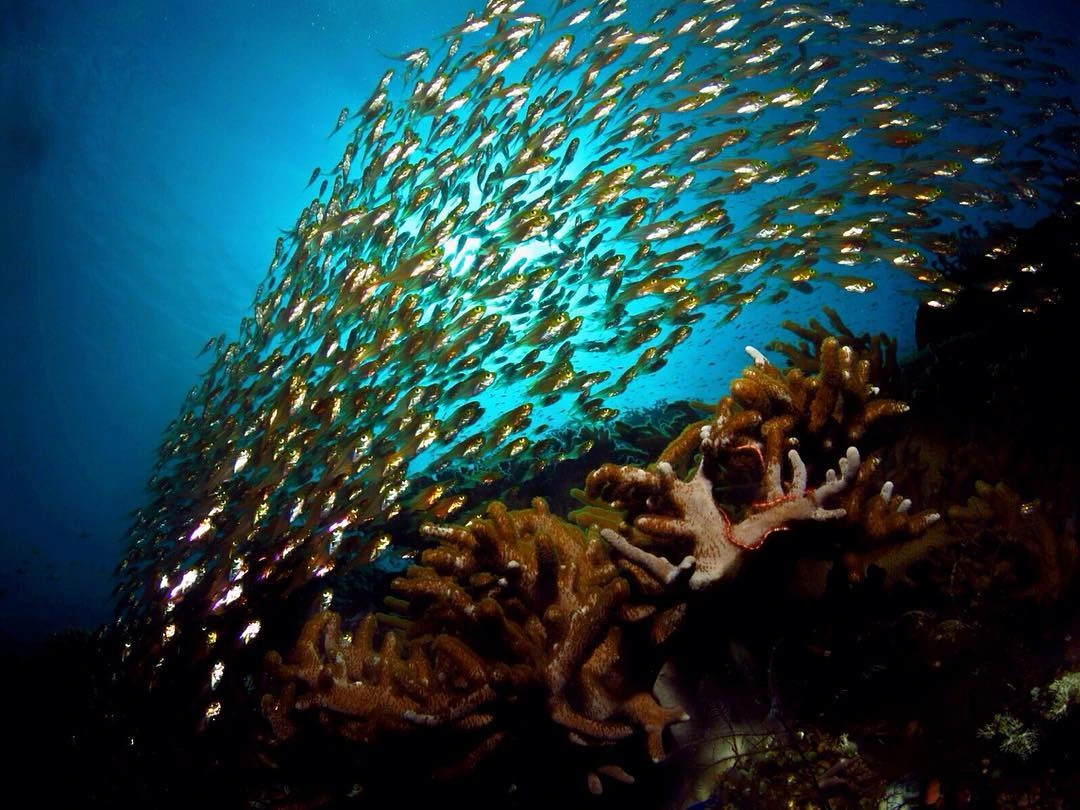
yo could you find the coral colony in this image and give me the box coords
[261,332,942,796]
[111,0,1076,805]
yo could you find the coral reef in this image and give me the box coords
[113,0,1079,736]
[658,288,1079,810]
[585,330,940,596]
[262,498,689,798]
[28,297,1078,809]
[259,324,948,806]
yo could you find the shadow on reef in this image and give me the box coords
[7,202,1080,809]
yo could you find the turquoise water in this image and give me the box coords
[1,0,1077,646]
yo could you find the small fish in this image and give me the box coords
[327,106,349,138]
[117,0,1077,712]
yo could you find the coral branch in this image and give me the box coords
[260,319,947,803]
[263,498,688,788]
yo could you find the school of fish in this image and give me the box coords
[114,0,1078,713]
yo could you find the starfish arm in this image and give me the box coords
[730,447,861,551]
[600,528,694,585]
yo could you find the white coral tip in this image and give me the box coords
[880,481,894,501]
[842,446,860,480]
[656,461,676,484]
[745,345,768,366]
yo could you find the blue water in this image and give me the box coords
[0,0,486,641]
[1,0,1077,644]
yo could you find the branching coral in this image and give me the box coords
[263,497,688,795]
[261,325,947,805]
[263,609,494,744]
[945,480,1078,605]
[585,335,940,594]
[722,336,907,462]
[766,306,901,392]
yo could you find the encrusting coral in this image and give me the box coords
[259,324,945,804]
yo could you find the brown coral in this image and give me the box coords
[261,323,950,804]
[947,480,1079,604]
[583,333,940,594]
[262,497,688,794]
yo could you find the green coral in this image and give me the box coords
[1040,670,1080,721]
[977,712,1039,760]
